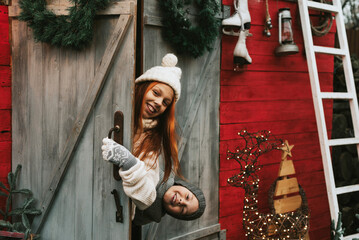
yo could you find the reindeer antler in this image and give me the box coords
[227,130,283,187]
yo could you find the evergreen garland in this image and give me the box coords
[159,0,220,58]
[18,0,110,49]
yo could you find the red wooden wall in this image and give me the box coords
[0,5,11,204]
[219,1,335,239]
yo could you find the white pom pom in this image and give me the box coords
[161,53,178,67]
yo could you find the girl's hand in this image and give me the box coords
[101,138,136,168]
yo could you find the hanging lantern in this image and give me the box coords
[275,8,299,56]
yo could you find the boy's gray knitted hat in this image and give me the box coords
[167,178,206,221]
[132,173,206,225]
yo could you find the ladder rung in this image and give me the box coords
[336,184,359,195]
[328,138,359,146]
[313,46,345,56]
[307,1,338,13]
[320,92,354,99]
[343,233,359,240]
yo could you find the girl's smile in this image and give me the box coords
[142,83,174,119]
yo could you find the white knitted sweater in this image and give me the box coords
[119,152,159,210]
[118,119,160,211]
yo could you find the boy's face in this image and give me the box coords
[163,185,199,216]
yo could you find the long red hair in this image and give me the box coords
[133,81,182,182]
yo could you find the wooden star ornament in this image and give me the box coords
[279,140,294,159]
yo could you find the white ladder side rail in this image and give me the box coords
[334,1,359,189]
[333,0,359,147]
[297,0,340,223]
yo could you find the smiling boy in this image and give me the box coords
[132,171,206,225]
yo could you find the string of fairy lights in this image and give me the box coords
[226,130,310,239]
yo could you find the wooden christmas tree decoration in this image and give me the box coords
[274,140,301,214]
[271,140,310,240]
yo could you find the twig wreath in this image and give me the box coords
[159,0,221,58]
[19,0,110,49]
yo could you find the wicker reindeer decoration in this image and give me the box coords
[226,130,310,240]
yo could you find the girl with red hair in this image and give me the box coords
[102,53,183,211]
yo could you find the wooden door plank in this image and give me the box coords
[73,43,96,239]
[32,14,133,233]
[178,38,221,161]
[92,14,135,239]
[197,46,220,228]
[169,224,221,240]
[40,43,60,197]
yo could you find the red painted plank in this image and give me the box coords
[0,142,11,163]
[221,73,333,102]
[221,81,311,102]
[219,186,244,218]
[220,131,327,149]
[0,131,11,142]
[0,87,11,109]
[0,66,11,87]
[0,178,7,187]
[307,196,331,220]
[221,49,334,72]
[0,163,11,177]
[0,6,8,23]
[220,121,321,141]
[220,70,333,91]
[0,42,10,66]
[220,99,332,124]
[219,213,245,240]
[309,226,331,240]
[0,22,9,43]
[0,110,10,131]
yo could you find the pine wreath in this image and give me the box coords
[19,0,110,49]
[159,0,220,58]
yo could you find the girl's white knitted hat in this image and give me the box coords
[135,53,182,101]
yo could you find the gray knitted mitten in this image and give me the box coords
[101,138,138,170]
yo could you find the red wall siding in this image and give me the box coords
[220,1,334,239]
[0,5,11,210]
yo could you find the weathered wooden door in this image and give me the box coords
[9,1,136,239]
[141,1,222,239]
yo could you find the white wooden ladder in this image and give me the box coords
[298,0,359,239]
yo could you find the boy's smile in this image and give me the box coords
[163,185,199,216]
